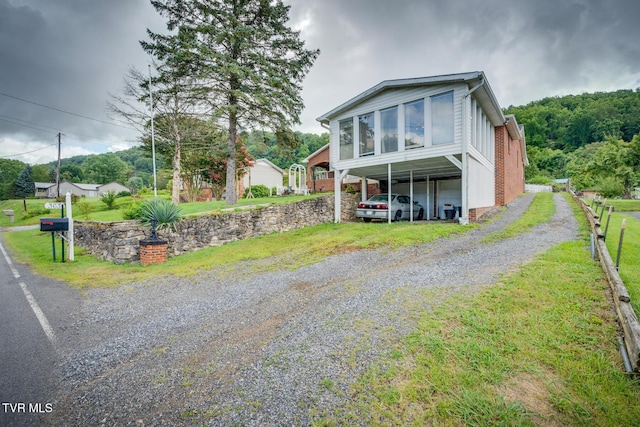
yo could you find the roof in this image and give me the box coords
[302,143,329,163]
[254,158,284,175]
[504,115,528,166]
[34,182,55,188]
[72,183,100,191]
[316,71,506,126]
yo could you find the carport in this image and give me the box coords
[334,154,464,224]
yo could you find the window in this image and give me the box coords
[339,119,354,160]
[404,99,424,148]
[431,91,454,145]
[358,112,375,156]
[380,106,398,153]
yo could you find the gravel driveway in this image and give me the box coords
[47,192,578,426]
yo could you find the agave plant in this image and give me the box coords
[139,198,182,232]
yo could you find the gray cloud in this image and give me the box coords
[2,0,639,163]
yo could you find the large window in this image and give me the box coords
[339,119,353,160]
[404,99,424,148]
[431,91,454,145]
[380,106,398,153]
[358,112,375,156]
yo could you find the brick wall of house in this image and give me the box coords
[306,146,331,192]
[494,125,524,207]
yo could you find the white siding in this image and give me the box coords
[468,156,494,208]
[329,83,467,171]
[243,160,284,189]
[437,179,462,218]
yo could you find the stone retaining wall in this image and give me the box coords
[74,193,359,263]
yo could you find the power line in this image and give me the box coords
[0,114,135,147]
[0,113,63,132]
[0,91,136,130]
[0,143,58,158]
[0,117,59,135]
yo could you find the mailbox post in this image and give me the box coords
[40,218,69,261]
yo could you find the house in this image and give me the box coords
[98,182,131,195]
[34,182,57,198]
[240,158,284,194]
[303,144,379,195]
[316,71,528,223]
[44,181,130,198]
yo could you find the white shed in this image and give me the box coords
[242,158,285,190]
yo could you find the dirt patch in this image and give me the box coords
[498,371,562,426]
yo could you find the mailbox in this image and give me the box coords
[40,217,69,232]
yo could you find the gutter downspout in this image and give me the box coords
[461,78,486,225]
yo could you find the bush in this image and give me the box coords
[117,191,131,198]
[56,194,79,204]
[76,200,93,219]
[122,202,144,220]
[243,184,271,199]
[100,191,118,210]
[21,207,51,220]
[139,199,182,231]
[597,177,624,198]
[526,175,554,185]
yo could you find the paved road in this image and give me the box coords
[0,231,79,426]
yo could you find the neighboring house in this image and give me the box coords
[240,158,285,194]
[316,71,528,223]
[51,180,130,198]
[303,144,379,195]
[98,182,131,195]
[34,182,57,198]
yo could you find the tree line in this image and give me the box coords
[0,129,329,201]
[504,88,640,198]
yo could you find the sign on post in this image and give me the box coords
[44,202,64,209]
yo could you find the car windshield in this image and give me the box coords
[368,194,395,202]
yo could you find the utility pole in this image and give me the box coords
[148,64,158,199]
[56,132,61,198]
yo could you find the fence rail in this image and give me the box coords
[573,193,640,373]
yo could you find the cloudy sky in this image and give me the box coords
[1,0,639,165]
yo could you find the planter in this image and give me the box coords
[139,239,168,265]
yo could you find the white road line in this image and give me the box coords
[0,240,57,345]
[0,240,21,279]
[18,281,57,344]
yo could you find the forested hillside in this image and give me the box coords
[505,89,640,197]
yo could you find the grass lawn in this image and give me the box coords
[314,193,640,426]
[0,192,328,226]
[604,211,640,316]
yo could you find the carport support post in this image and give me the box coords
[66,191,74,261]
[361,176,367,201]
[388,163,392,223]
[334,169,350,223]
[410,170,414,223]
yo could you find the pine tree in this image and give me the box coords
[14,165,34,201]
[145,0,319,204]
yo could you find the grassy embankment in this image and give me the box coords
[0,191,328,226]
[312,192,640,426]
